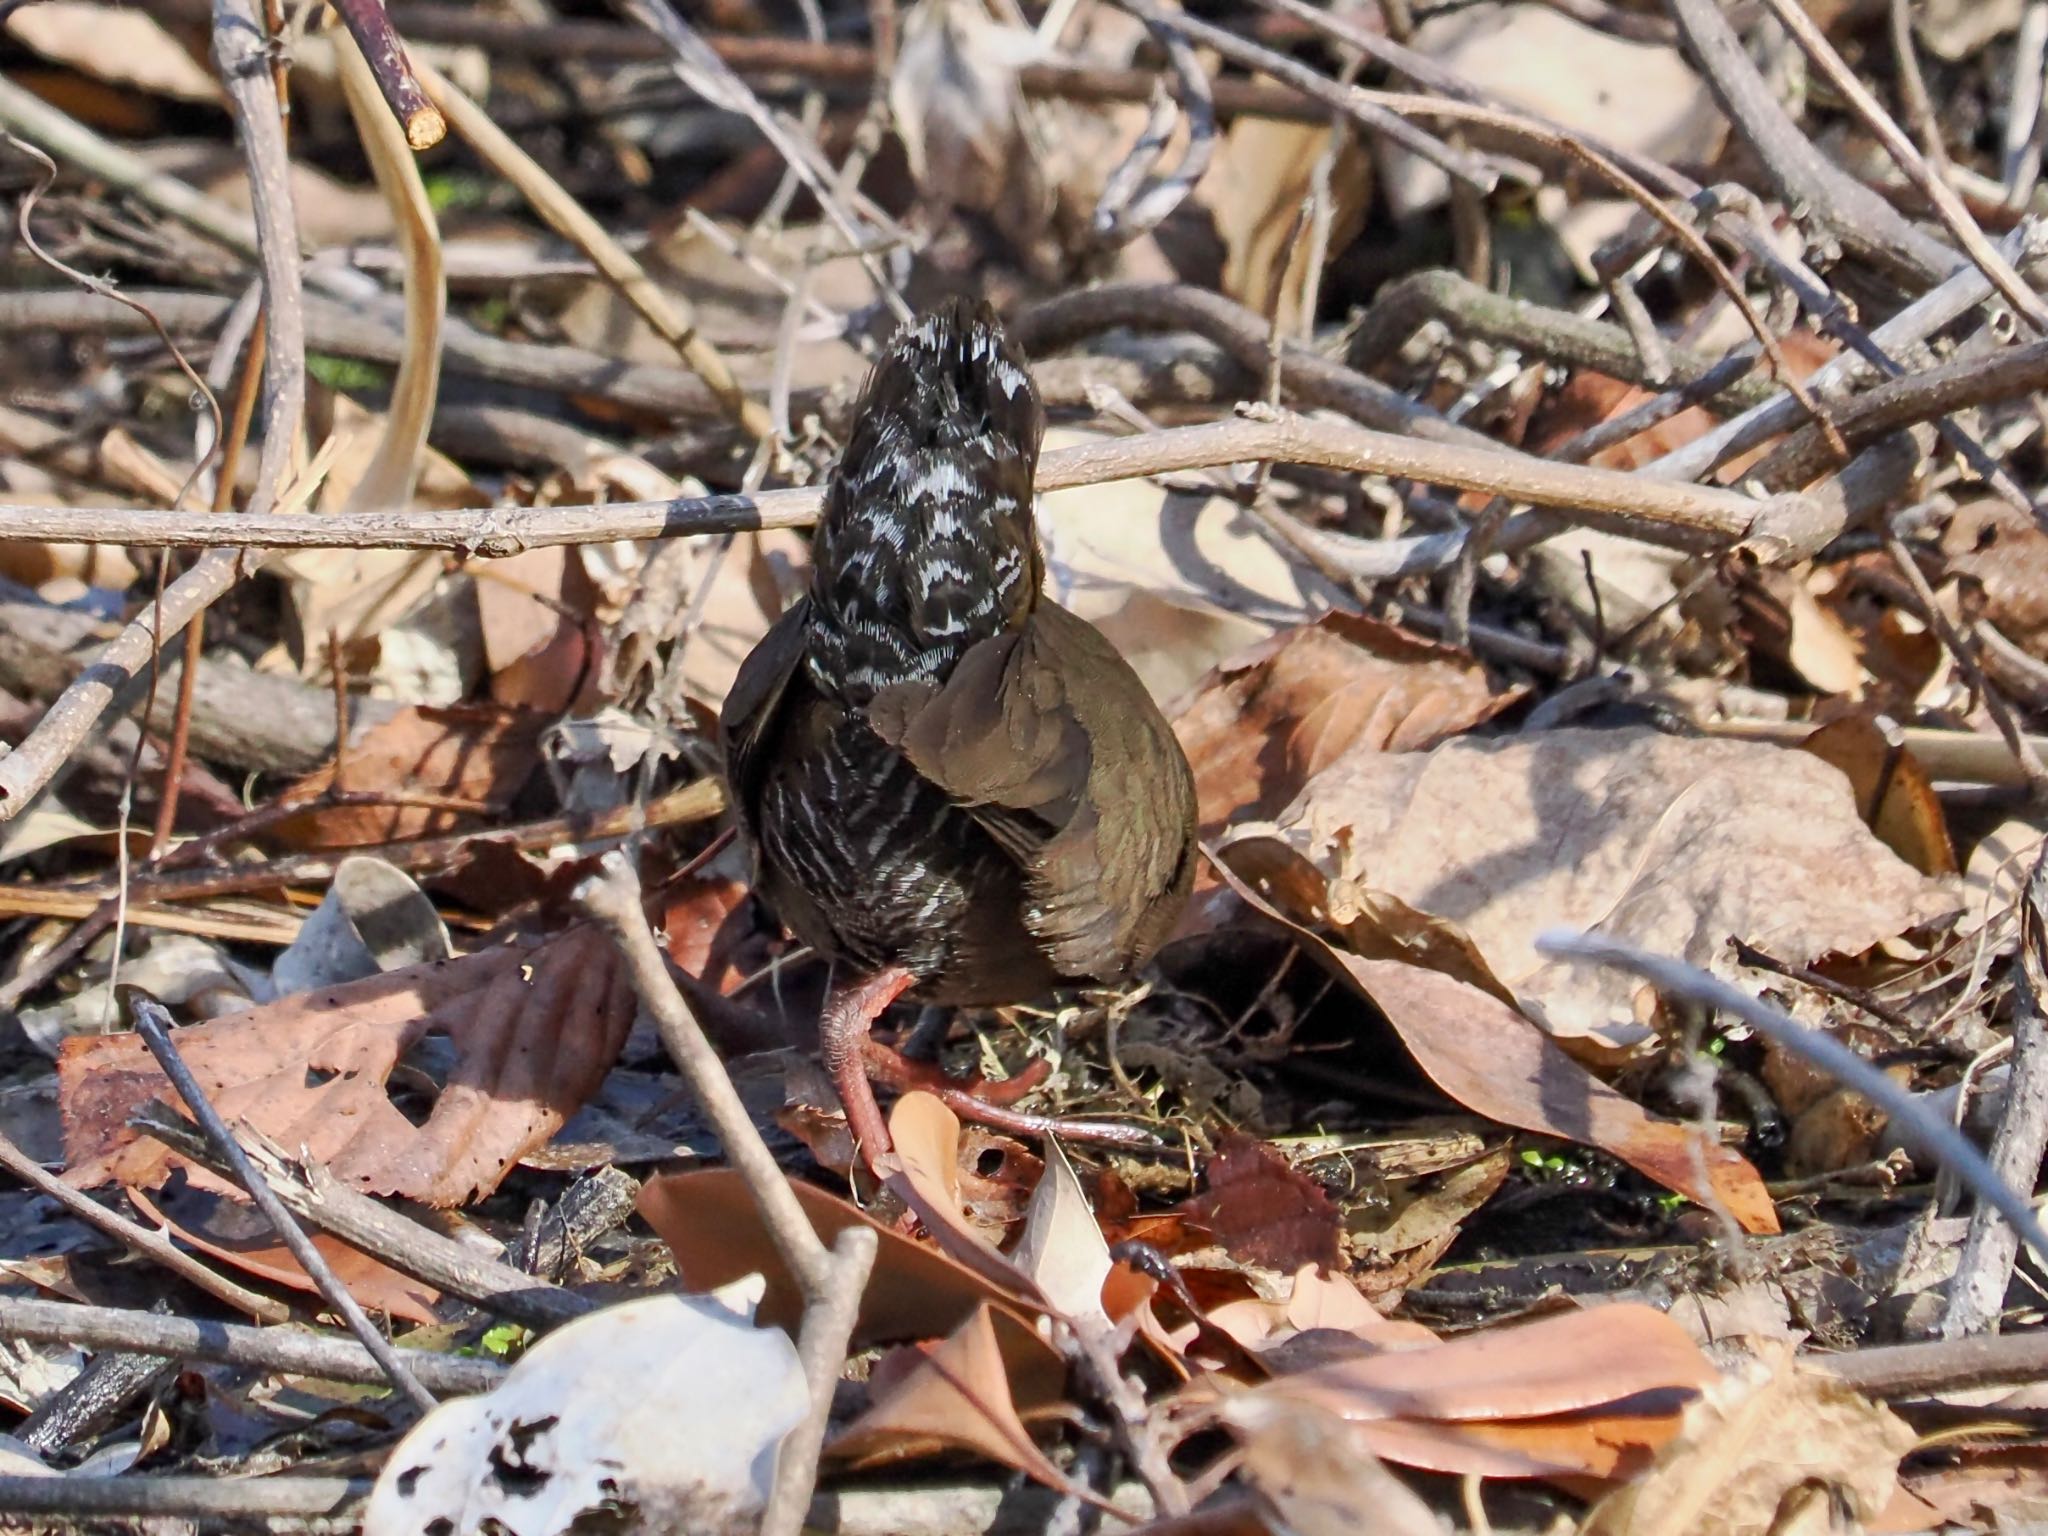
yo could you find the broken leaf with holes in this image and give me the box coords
[365,1284,806,1536]
[60,925,633,1207]
[1231,725,1958,1048]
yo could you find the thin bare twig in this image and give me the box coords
[614,0,912,325]
[1090,0,1216,247]
[0,1295,503,1394]
[0,0,307,824]
[122,991,437,1413]
[1889,0,1951,174]
[1942,848,2048,1335]
[1537,931,2048,1265]
[1752,0,2048,329]
[0,1129,290,1322]
[137,1109,596,1329]
[1881,522,2048,799]
[413,56,774,440]
[1667,0,1961,293]
[0,411,1807,558]
[576,853,876,1536]
[1122,0,1510,193]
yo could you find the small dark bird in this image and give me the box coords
[720,298,1198,1170]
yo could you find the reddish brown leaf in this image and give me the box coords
[826,1304,1081,1494]
[1800,716,1958,877]
[61,926,633,1207]
[659,873,755,990]
[1216,844,1781,1233]
[273,703,548,849]
[1245,1303,1718,1481]
[638,1166,1049,1359]
[129,1185,438,1325]
[880,1093,1055,1305]
[1172,613,1518,837]
[1182,1135,1342,1274]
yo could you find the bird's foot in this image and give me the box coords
[863,1042,1051,1107]
[862,1038,1160,1150]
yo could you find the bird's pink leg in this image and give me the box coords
[820,966,917,1170]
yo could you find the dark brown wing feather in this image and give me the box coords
[719,596,809,814]
[868,600,1196,980]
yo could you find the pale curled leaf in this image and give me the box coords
[1220,1396,1451,1536]
[1238,1303,1718,1482]
[1012,1136,1113,1324]
[62,926,633,1207]
[1579,1349,1915,1536]
[1236,726,1958,1046]
[7,2,223,102]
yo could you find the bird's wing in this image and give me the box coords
[718,596,811,803]
[867,603,1195,978]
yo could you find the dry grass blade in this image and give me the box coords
[331,11,446,514]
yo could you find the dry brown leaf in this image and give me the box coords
[659,874,756,991]
[1181,1135,1342,1275]
[1798,714,1957,877]
[475,549,598,713]
[885,1092,1049,1306]
[1203,118,1370,334]
[1172,614,1517,837]
[637,1166,1052,1360]
[826,1303,1078,1494]
[1894,1446,2048,1529]
[1580,1349,1915,1536]
[1347,1147,1513,1287]
[1038,428,1317,703]
[1234,725,1957,1046]
[61,926,632,1207]
[1240,1303,1717,1482]
[273,703,547,850]
[1379,6,1719,226]
[1221,1395,1451,1536]
[1215,845,1780,1232]
[1959,816,2048,938]
[128,1185,437,1325]
[1944,497,2048,657]
[1281,1267,1437,1348]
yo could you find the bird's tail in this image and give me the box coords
[806,300,1046,694]
[838,297,1043,493]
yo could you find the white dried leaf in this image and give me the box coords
[364,1283,805,1536]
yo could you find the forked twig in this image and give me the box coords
[576,853,876,1536]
